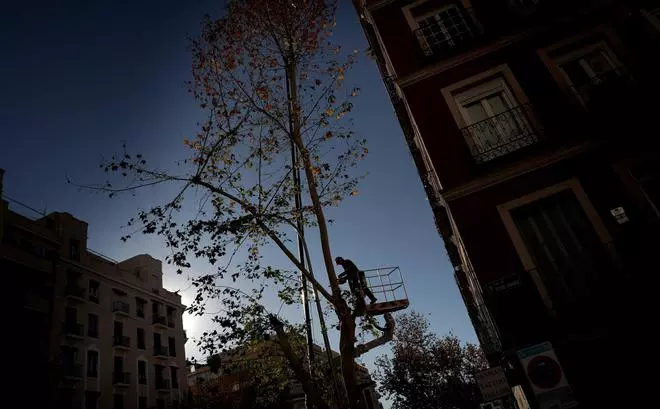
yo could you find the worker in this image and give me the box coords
[335,257,377,305]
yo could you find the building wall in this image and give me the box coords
[354,0,660,407]
[1,206,187,409]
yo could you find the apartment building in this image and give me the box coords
[352,1,659,407]
[1,184,187,409]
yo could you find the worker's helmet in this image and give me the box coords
[335,256,344,264]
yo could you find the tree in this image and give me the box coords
[192,329,336,409]
[82,1,392,408]
[374,312,487,409]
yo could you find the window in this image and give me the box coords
[139,397,148,409]
[498,179,613,313]
[154,364,163,381]
[137,328,146,349]
[114,321,123,338]
[173,399,180,409]
[89,280,99,303]
[87,350,98,377]
[167,306,175,327]
[138,361,147,384]
[65,307,77,324]
[171,367,179,388]
[154,332,162,351]
[69,238,80,261]
[136,298,146,318]
[85,391,100,409]
[454,76,538,163]
[168,337,176,357]
[88,314,98,338]
[113,394,124,409]
[156,398,165,409]
[554,42,625,107]
[409,4,475,56]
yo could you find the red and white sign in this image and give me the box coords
[475,366,510,402]
[517,342,577,408]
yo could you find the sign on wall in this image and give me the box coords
[475,366,511,402]
[517,342,578,409]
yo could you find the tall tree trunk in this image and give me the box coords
[339,315,362,409]
[269,315,330,409]
[285,57,361,409]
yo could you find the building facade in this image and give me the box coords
[1,186,187,409]
[352,1,659,407]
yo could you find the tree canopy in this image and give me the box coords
[82,1,394,408]
[375,312,487,409]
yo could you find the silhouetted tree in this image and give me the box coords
[82,1,391,408]
[374,312,487,409]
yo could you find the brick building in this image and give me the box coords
[1,179,188,409]
[351,1,659,407]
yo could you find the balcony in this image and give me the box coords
[64,284,86,301]
[113,372,131,386]
[113,300,130,316]
[113,335,130,350]
[413,6,482,60]
[156,379,171,391]
[472,0,594,36]
[460,104,540,164]
[62,364,82,380]
[571,70,633,111]
[154,346,169,358]
[152,314,168,328]
[62,322,84,339]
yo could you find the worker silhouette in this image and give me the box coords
[335,257,377,305]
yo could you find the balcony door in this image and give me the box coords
[114,356,124,373]
[114,321,123,338]
[455,77,536,162]
[498,179,615,315]
[65,307,77,324]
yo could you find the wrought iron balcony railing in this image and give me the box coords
[62,322,84,337]
[383,76,400,104]
[413,7,481,58]
[64,284,85,300]
[156,379,171,390]
[154,346,169,357]
[460,104,540,163]
[570,70,630,109]
[152,314,167,326]
[113,300,130,315]
[63,364,82,379]
[113,335,130,348]
[113,372,131,385]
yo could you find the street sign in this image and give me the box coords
[475,366,511,402]
[517,342,578,409]
[487,275,522,293]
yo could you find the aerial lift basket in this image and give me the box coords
[362,266,409,316]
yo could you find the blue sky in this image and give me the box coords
[1,0,477,387]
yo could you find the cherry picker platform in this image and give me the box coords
[361,266,409,316]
